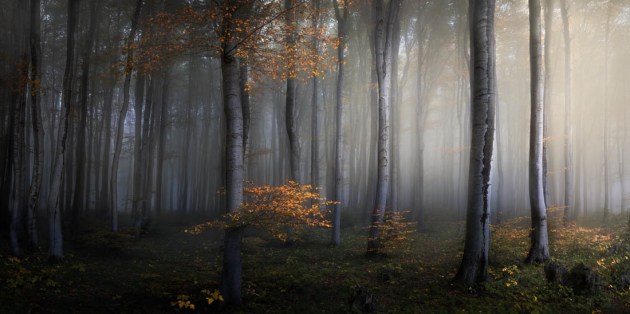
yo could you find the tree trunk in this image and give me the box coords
[72,0,99,234]
[454,0,496,285]
[390,7,401,213]
[367,0,401,256]
[603,5,611,222]
[27,0,43,250]
[132,73,145,235]
[310,0,321,192]
[331,0,349,247]
[219,3,245,306]
[9,0,28,256]
[155,70,169,214]
[526,0,550,264]
[560,0,573,222]
[47,0,79,260]
[285,0,300,183]
[542,0,553,208]
[109,0,143,232]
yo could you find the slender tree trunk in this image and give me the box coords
[47,0,79,260]
[603,6,611,222]
[542,0,553,208]
[109,0,143,232]
[526,0,550,263]
[390,8,401,213]
[72,0,99,234]
[132,73,145,235]
[9,0,29,257]
[331,0,349,246]
[414,2,426,229]
[155,70,169,214]
[367,0,401,256]
[560,0,573,222]
[454,0,496,285]
[27,0,43,250]
[284,0,300,183]
[310,0,321,191]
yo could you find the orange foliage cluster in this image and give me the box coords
[373,210,416,253]
[122,1,338,83]
[187,181,335,242]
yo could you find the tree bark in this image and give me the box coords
[331,0,349,247]
[310,0,321,192]
[285,0,300,183]
[542,0,553,208]
[560,0,573,222]
[72,0,99,234]
[367,0,401,256]
[526,0,550,264]
[454,0,496,285]
[47,0,79,260]
[27,0,43,250]
[109,0,143,232]
[219,2,245,306]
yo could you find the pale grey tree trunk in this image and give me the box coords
[367,0,401,256]
[109,0,143,232]
[526,0,550,264]
[454,0,496,285]
[603,5,611,222]
[47,0,79,260]
[331,0,349,247]
[390,8,401,213]
[542,0,553,208]
[414,2,427,229]
[560,0,573,222]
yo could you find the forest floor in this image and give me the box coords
[1,212,630,313]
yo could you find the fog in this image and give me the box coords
[3,0,630,236]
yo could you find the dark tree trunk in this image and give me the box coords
[331,0,349,247]
[47,0,80,260]
[219,3,245,306]
[109,0,143,232]
[72,0,99,234]
[454,0,496,285]
[27,0,43,250]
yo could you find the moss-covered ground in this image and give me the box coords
[1,213,629,313]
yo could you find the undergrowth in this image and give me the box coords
[0,214,629,313]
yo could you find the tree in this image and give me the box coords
[218,2,246,305]
[285,0,301,184]
[72,0,100,234]
[27,0,43,250]
[526,0,550,264]
[310,0,322,198]
[331,0,350,246]
[367,0,402,257]
[542,0,553,208]
[47,0,79,260]
[110,0,144,232]
[560,0,573,222]
[454,0,496,285]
